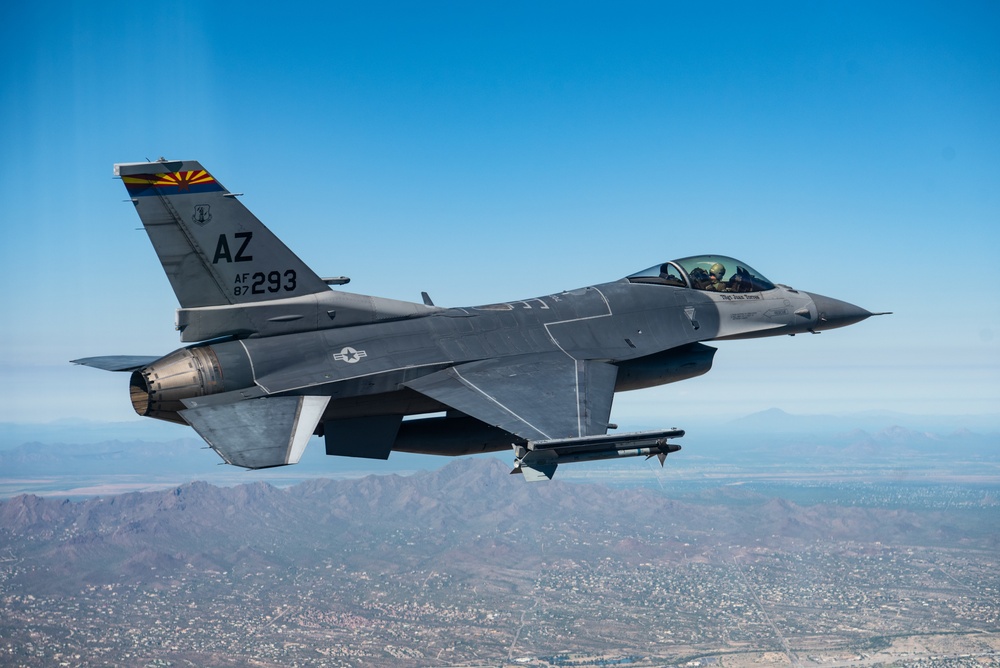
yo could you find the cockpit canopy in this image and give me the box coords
[627,255,776,293]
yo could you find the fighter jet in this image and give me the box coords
[74,159,884,481]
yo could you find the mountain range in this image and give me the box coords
[2,458,996,593]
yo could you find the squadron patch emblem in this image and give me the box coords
[192,204,212,226]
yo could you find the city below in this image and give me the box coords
[0,414,997,667]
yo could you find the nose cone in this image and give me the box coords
[804,292,873,331]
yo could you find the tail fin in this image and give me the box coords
[116,160,329,308]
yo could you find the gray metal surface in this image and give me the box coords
[404,354,617,441]
[75,159,887,477]
[180,395,330,469]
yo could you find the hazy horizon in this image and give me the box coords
[3,3,998,428]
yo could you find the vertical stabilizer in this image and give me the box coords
[116,160,330,308]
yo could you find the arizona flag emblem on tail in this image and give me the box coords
[121,169,223,196]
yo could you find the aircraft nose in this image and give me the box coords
[803,292,873,331]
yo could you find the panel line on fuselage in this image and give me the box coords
[542,286,614,358]
[574,359,583,437]
[239,339,258,384]
[252,360,458,395]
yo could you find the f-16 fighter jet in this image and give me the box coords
[74,160,885,480]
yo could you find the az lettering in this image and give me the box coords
[212,232,254,264]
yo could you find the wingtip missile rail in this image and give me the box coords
[511,428,684,481]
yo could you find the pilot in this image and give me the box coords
[687,267,708,289]
[706,262,728,291]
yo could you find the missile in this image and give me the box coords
[511,428,684,481]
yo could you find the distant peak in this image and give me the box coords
[753,408,792,417]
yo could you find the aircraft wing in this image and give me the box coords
[404,353,617,442]
[179,393,330,469]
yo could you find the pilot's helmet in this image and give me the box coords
[709,262,726,279]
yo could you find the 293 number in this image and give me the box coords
[233,269,297,296]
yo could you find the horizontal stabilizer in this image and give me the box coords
[179,395,330,469]
[71,356,161,372]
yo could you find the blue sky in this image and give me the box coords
[1,2,998,426]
